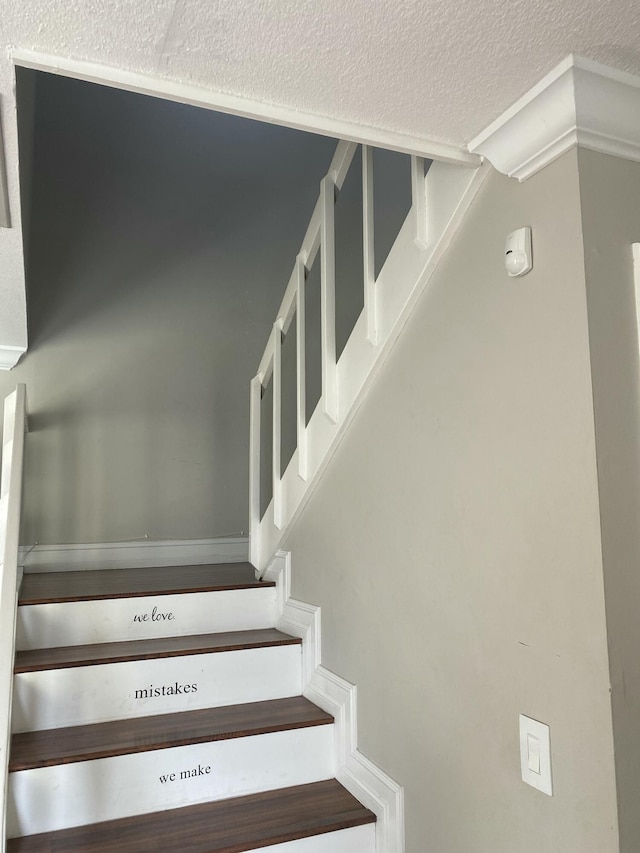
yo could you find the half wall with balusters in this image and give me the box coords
[250,141,488,572]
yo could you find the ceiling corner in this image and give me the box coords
[468,55,640,181]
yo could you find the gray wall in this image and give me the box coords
[578,148,640,853]
[0,71,336,546]
[284,152,619,852]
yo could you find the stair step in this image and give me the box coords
[10,697,332,770]
[8,699,336,836]
[18,563,269,604]
[13,630,303,732]
[6,779,376,853]
[15,629,298,673]
[17,565,278,650]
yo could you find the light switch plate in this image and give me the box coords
[519,714,552,796]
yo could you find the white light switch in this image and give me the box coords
[527,734,540,773]
[520,715,552,795]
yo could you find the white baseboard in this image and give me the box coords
[19,537,250,573]
[308,668,405,853]
[264,551,405,853]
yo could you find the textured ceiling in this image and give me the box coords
[4,0,640,148]
[3,0,640,349]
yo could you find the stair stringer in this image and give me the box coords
[263,551,404,853]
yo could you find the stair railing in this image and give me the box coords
[250,141,485,573]
[0,384,28,852]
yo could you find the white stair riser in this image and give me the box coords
[13,645,302,732]
[8,726,335,837]
[17,587,277,650]
[246,824,375,853]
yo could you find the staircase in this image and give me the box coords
[1,129,481,851]
[5,562,376,852]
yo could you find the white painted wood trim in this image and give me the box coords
[258,324,276,389]
[0,384,27,853]
[264,551,404,853]
[253,139,361,564]
[320,176,338,424]
[411,156,427,247]
[255,161,488,569]
[295,257,308,481]
[633,245,640,375]
[0,347,26,372]
[362,145,377,346]
[11,50,479,168]
[19,536,250,573]
[469,54,640,181]
[263,552,320,687]
[249,375,262,567]
[309,668,405,853]
[329,142,360,190]
[272,319,284,529]
[264,140,356,383]
[279,265,298,337]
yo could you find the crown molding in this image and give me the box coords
[0,345,26,370]
[469,55,640,181]
[11,48,480,169]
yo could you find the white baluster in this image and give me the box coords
[295,256,308,481]
[320,175,338,424]
[633,244,640,355]
[411,155,428,248]
[249,374,263,567]
[272,319,284,529]
[362,145,377,346]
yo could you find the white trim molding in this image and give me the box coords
[264,552,405,853]
[19,536,249,573]
[253,158,489,572]
[469,55,640,181]
[0,346,26,371]
[11,49,480,169]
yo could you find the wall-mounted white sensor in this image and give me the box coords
[505,226,532,277]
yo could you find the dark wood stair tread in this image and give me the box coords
[6,778,375,852]
[15,629,300,673]
[19,563,271,605]
[10,697,333,771]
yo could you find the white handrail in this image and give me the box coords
[0,384,27,853]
